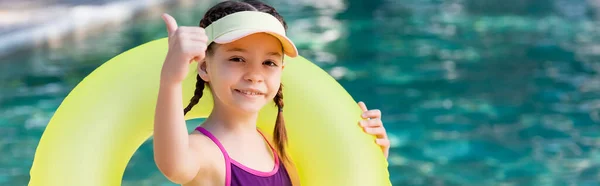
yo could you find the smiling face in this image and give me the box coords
[199,33,285,114]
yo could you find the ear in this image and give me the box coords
[197,60,210,82]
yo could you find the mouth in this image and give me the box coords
[234,89,265,97]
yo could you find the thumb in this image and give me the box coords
[358,101,368,112]
[161,13,178,35]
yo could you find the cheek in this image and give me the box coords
[267,73,283,95]
[208,64,239,92]
[211,62,239,80]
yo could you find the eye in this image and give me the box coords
[263,60,278,67]
[229,57,245,62]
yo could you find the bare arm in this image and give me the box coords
[153,13,209,184]
[153,81,200,183]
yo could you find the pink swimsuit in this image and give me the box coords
[195,127,292,186]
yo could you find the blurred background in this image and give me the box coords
[2,0,600,185]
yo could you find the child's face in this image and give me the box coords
[202,33,284,114]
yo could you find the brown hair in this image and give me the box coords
[183,0,289,162]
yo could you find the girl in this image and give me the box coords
[153,0,390,185]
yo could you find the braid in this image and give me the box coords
[273,83,288,162]
[183,74,205,115]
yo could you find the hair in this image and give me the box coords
[183,0,289,162]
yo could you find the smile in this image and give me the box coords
[234,89,265,96]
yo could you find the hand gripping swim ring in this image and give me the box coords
[28,38,391,186]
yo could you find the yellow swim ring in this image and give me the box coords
[28,38,391,186]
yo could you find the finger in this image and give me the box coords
[376,139,390,148]
[181,33,208,42]
[192,56,202,63]
[362,109,381,119]
[359,118,382,127]
[190,44,208,59]
[176,34,207,44]
[378,139,390,159]
[183,45,207,57]
[189,53,205,64]
[358,101,368,112]
[177,26,206,34]
[162,13,178,35]
[188,42,207,51]
[178,42,206,54]
[363,126,387,138]
[175,33,208,44]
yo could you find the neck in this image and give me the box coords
[203,101,259,135]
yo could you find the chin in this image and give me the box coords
[234,102,267,114]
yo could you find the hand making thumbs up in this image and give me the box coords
[159,13,209,85]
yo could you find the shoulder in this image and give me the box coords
[189,130,225,170]
[188,130,228,182]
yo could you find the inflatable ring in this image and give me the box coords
[28,38,391,186]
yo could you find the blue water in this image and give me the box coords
[2,0,600,185]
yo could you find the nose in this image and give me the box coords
[242,64,264,83]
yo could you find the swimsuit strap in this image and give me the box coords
[195,127,232,186]
[256,129,280,166]
[195,127,282,185]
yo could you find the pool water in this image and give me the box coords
[2,0,600,185]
